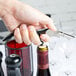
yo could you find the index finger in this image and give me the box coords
[39,19,57,31]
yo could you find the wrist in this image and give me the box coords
[0,0,18,9]
[0,0,18,17]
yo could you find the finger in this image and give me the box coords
[40,34,50,42]
[39,20,57,31]
[1,10,20,32]
[20,24,31,45]
[28,26,41,45]
[14,28,23,43]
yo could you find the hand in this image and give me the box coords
[0,0,57,45]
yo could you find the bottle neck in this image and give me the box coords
[37,50,49,70]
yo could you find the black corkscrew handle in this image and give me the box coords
[0,52,4,76]
[5,54,22,76]
[37,28,48,36]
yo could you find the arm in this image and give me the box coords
[0,0,56,45]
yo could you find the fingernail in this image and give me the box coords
[28,26,34,31]
[51,23,57,31]
[31,38,41,45]
[53,25,57,31]
[15,38,23,44]
[47,22,57,31]
[36,37,42,45]
[31,37,41,45]
[22,24,27,29]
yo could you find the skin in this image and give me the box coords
[0,0,57,45]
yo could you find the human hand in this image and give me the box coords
[0,0,57,45]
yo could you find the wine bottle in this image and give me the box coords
[37,45,51,76]
[0,51,4,76]
[5,54,22,76]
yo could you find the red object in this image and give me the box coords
[6,40,32,76]
[7,40,27,48]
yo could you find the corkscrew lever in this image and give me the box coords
[3,28,48,42]
[57,31,76,38]
[37,28,76,38]
[3,28,76,42]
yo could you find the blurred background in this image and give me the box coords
[0,0,76,76]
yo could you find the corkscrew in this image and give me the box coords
[3,14,76,42]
